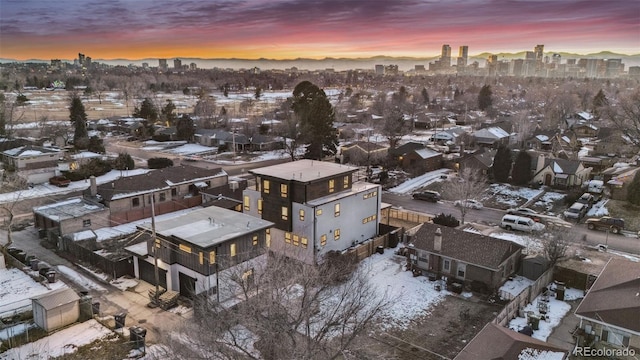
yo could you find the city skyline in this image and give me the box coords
[1,0,638,61]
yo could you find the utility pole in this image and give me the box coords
[151,193,160,305]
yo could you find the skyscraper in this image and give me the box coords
[457,45,468,67]
[174,58,182,70]
[441,44,451,68]
[534,45,544,63]
[159,59,168,72]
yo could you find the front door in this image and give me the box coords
[544,173,552,186]
[179,272,197,298]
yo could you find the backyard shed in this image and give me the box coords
[32,287,80,332]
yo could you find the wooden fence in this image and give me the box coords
[344,228,403,262]
[493,268,555,327]
[384,208,433,225]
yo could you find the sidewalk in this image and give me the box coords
[547,300,580,352]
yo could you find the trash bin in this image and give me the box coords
[114,312,127,329]
[556,285,565,301]
[30,258,40,271]
[376,245,384,254]
[129,326,139,343]
[46,270,57,283]
[92,302,100,315]
[529,314,540,330]
[130,327,147,348]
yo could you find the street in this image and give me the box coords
[382,192,640,254]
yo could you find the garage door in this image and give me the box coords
[138,260,167,289]
[179,272,196,298]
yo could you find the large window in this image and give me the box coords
[443,259,451,272]
[285,232,291,243]
[299,209,305,221]
[244,195,250,211]
[293,235,299,246]
[320,234,327,246]
[457,263,466,278]
[258,199,263,214]
[179,244,192,253]
[280,183,288,197]
[159,193,166,202]
[209,250,216,264]
[132,198,140,207]
[328,179,335,193]
[334,228,341,240]
[281,206,288,220]
[343,175,349,188]
[266,229,271,248]
[301,237,308,248]
[252,235,258,246]
[334,203,340,217]
[230,243,237,257]
[263,180,270,194]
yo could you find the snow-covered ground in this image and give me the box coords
[0,319,114,360]
[508,285,584,342]
[487,184,544,207]
[55,265,107,292]
[387,168,450,194]
[0,169,150,204]
[586,199,609,217]
[499,276,534,300]
[0,268,68,317]
[110,277,139,291]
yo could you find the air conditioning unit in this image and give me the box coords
[229,181,239,190]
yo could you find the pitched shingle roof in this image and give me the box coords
[92,165,225,201]
[455,322,567,360]
[411,223,523,270]
[575,258,640,332]
[543,158,582,175]
[388,141,425,156]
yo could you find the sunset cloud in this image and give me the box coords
[1,0,638,60]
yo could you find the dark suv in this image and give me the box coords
[412,191,441,202]
[585,217,625,234]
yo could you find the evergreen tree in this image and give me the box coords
[592,89,608,117]
[87,136,105,153]
[0,93,6,136]
[511,151,533,185]
[421,88,429,105]
[133,98,158,122]
[478,84,493,111]
[161,100,177,126]
[291,81,338,160]
[627,170,640,206]
[254,87,262,100]
[176,114,195,141]
[113,153,135,170]
[491,144,512,182]
[69,95,88,147]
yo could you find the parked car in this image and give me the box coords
[507,207,541,222]
[412,191,441,202]
[563,202,588,220]
[454,199,483,209]
[585,217,625,234]
[576,193,595,208]
[586,180,604,194]
[49,175,71,187]
[501,214,546,232]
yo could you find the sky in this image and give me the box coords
[1,0,638,61]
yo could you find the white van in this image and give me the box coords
[501,214,546,233]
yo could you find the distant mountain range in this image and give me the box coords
[2,52,639,71]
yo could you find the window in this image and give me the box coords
[266,229,271,248]
[334,228,340,240]
[320,234,327,246]
[258,199,263,214]
[293,234,299,246]
[179,244,192,253]
[443,259,451,272]
[82,219,91,227]
[457,263,466,278]
[199,252,204,265]
[301,237,308,248]
[155,239,161,248]
[230,243,237,257]
[280,183,288,197]
[253,235,258,246]
[209,250,216,264]
[363,191,378,199]
[159,193,166,202]
[285,232,291,243]
[263,180,270,194]
[316,209,322,216]
[362,214,377,224]
[299,209,305,221]
[334,203,340,217]
[343,175,349,188]
[281,206,288,220]
[171,188,177,197]
[132,198,140,207]
[244,195,250,211]
[329,179,335,193]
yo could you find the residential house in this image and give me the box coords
[593,127,637,157]
[200,178,248,211]
[430,127,466,144]
[388,141,426,163]
[407,223,523,291]
[84,165,228,226]
[526,130,557,151]
[459,148,496,176]
[605,166,640,201]
[243,160,382,265]
[565,111,595,129]
[1,145,65,170]
[571,123,599,138]
[473,126,512,148]
[194,129,249,151]
[248,134,284,151]
[575,258,640,350]
[339,141,389,165]
[32,288,80,332]
[532,155,591,187]
[401,147,443,176]
[33,196,110,246]
[455,322,568,360]
[128,206,273,299]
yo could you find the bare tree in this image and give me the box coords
[512,110,536,146]
[163,252,391,360]
[603,89,640,149]
[442,167,489,224]
[541,227,574,267]
[0,173,26,252]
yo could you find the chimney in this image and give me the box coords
[434,228,442,252]
[536,153,545,173]
[90,176,97,197]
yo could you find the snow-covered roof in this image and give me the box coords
[71,151,102,159]
[33,197,107,221]
[2,145,63,157]
[535,135,549,142]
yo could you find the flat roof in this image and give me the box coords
[138,206,273,248]
[307,182,379,206]
[249,159,357,183]
[33,197,107,221]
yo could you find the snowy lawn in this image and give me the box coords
[0,268,68,317]
[486,184,544,208]
[490,231,543,254]
[0,319,114,360]
[55,265,107,292]
[361,249,447,330]
[165,143,215,155]
[508,285,584,341]
[533,191,566,213]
